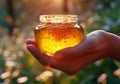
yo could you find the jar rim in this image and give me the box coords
[39,14,78,23]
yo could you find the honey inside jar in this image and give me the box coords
[34,15,84,56]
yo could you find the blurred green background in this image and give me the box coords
[0,0,120,84]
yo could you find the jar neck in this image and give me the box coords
[40,22,78,28]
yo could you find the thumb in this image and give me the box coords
[54,47,73,60]
[54,46,84,60]
[54,36,95,60]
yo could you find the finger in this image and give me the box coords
[26,39,37,46]
[26,39,60,68]
[26,44,52,66]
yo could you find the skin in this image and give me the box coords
[26,30,120,75]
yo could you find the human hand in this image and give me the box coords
[26,30,119,75]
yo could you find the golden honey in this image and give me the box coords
[34,15,84,56]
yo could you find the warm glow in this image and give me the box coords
[35,15,83,56]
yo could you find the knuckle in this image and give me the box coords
[95,30,105,34]
[90,30,105,37]
[96,30,105,36]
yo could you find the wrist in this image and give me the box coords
[104,32,120,61]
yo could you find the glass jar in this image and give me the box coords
[34,15,84,56]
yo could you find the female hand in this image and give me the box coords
[26,30,120,75]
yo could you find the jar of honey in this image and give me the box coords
[34,15,84,56]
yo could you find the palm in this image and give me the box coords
[26,30,107,75]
